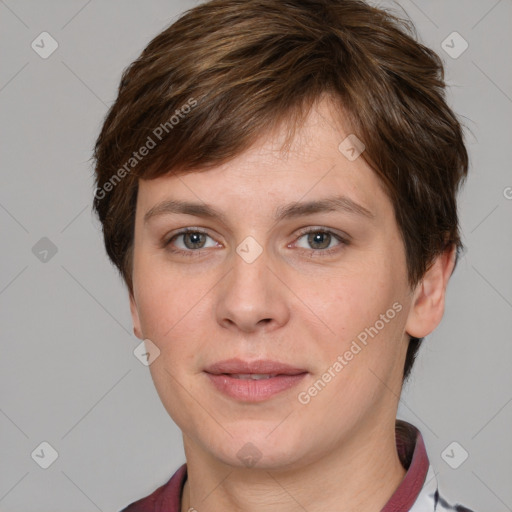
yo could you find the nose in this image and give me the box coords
[215,242,290,334]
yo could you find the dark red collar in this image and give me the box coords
[121,420,429,512]
[381,420,430,511]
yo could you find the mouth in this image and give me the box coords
[204,358,308,402]
[224,373,281,380]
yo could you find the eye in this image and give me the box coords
[165,228,219,255]
[163,227,349,258]
[293,228,348,256]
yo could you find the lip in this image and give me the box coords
[205,358,307,376]
[204,358,308,402]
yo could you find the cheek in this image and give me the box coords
[134,278,172,340]
[309,258,407,378]
[133,256,217,378]
[315,264,396,335]
[133,264,207,422]
[298,282,407,433]
[133,252,196,337]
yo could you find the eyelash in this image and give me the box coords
[163,227,349,258]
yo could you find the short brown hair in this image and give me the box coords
[92,0,468,382]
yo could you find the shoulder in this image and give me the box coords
[119,480,168,512]
[119,464,187,512]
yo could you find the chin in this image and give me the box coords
[199,427,313,472]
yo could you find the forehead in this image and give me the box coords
[136,97,391,223]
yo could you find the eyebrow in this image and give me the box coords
[144,195,375,225]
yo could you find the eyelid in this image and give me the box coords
[293,226,351,243]
[290,226,349,256]
[163,227,217,247]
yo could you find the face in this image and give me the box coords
[129,97,427,471]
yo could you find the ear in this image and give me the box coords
[129,291,143,340]
[405,245,457,339]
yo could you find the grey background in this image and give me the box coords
[0,0,511,510]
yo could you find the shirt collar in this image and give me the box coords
[381,419,434,511]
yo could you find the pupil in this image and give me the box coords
[308,232,330,249]
[185,232,205,249]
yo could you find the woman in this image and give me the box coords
[92,1,474,510]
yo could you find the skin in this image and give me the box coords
[129,96,455,512]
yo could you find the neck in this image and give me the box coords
[180,420,406,512]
